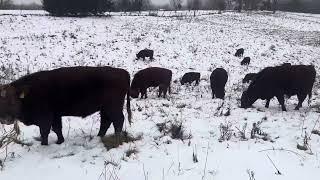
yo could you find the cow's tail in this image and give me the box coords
[169,72,172,94]
[308,65,316,106]
[127,90,132,125]
[126,72,132,125]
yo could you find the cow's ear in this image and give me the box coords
[0,89,6,97]
[17,86,30,99]
[0,85,11,98]
[19,91,25,99]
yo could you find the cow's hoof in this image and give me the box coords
[41,141,48,146]
[56,139,64,145]
[97,133,105,137]
[33,136,42,141]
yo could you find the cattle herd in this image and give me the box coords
[0,48,316,145]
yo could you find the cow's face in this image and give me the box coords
[240,90,254,108]
[130,88,139,98]
[0,85,23,125]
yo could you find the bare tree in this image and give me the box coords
[238,0,243,12]
[118,0,130,12]
[272,0,277,13]
[244,0,258,10]
[217,0,226,13]
[170,0,182,12]
[192,0,201,10]
[0,0,12,9]
[131,0,143,12]
[131,0,150,12]
[187,0,201,11]
[187,0,193,11]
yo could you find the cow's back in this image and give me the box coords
[210,68,228,87]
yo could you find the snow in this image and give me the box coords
[0,10,320,180]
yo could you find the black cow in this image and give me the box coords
[131,67,172,99]
[235,48,244,57]
[181,72,200,85]
[242,73,257,83]
[0,66,132,145]
[241,65,316,111]
[241,57,251,65]
[136,49,154,60]
[210,68,228,99]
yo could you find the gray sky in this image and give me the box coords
[12,0,170,5]
[11,0,314,6]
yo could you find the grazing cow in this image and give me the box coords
[136,49,154,60]
[131,67,172,99]
[241,57,251,65]
[242,73,257,83]
[241,65,316,111]
[235,48,244,57]
[181,72,201,85]
[210,68,228,99]
[0,66,132,145]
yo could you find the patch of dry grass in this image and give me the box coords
[101,131,142,150]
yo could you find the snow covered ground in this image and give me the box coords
[0,10,320,180]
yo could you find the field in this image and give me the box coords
[1,10,320,180]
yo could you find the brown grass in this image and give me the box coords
[101,131,142,150]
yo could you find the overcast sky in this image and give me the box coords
[11,0,314,6]
[11,0,171,5]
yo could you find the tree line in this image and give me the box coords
[0,0,319,16]
[0,0,42,10]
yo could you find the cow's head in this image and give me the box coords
[130,76,140,98]
[0,85,25,125]
[215,89,225,99]
[136,54,139,59]
[240,90,257,108]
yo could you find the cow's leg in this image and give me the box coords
[52,115,64,144]
[295,93,307,110]
[141,88,147,99]
[159,84,166,98]
[98,110,112,137]
[163,86,168,98]
[276,95,286,111]
[265,99,270,108]
[39,115,53,145]
[211,89,215,99]
[158,85,162,98]
[196,80,199,85]
[112,111,125,144]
